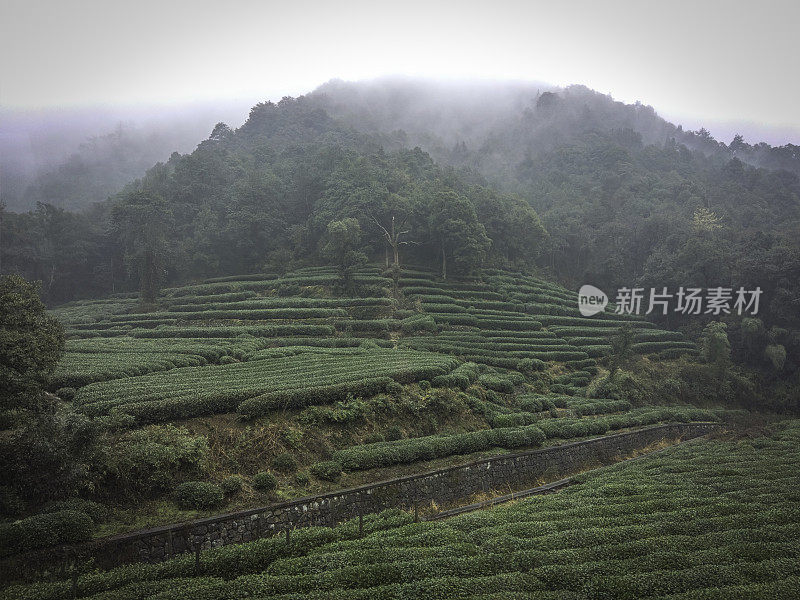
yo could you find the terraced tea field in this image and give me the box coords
[51,265,695,404]
[7,421,797,600]
[40,267,724,494]
[75,348,457,423]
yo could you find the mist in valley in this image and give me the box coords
[0,100,254,211]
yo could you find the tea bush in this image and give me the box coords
[310,461,343,482]
[252,472,278,492]
[174,482,224,510]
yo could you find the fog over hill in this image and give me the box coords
[0,100,254,212]
[307,78,800,181]
[2,78,798,213]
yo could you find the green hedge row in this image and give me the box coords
[166,297,393,312]
[476,319,542,331]
[488,411,541,428]
[479,330,558,339]
[659,348,700,359]
[64,329,131,339]
[333,319,397,332]
[432,362,480,389]
[478,372,525,393]
[406,339,585,363]
[164,291,258,305]
[537,407,717,439]
[2,510,415,600]
[332,424,546,471]
[428,313,480,327]
[632,341,697,354]
[244,337,394,352]
[238,377,395,415]
[199,273,280,284]
[71,318,177,329]
[570,399,632,416]
[516,395,557,413]
[400,314,438,334]
[419,302,467,314]
[0,510,94,557]
[129,324,336,338]
[125,307,350,321]
[168,280,279,297]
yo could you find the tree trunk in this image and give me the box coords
[441,241,447,280]
[141,249,159,305]
[390,215,400,267]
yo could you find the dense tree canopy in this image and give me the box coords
[0,275,64,410]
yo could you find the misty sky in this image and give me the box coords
[1,0,799,144]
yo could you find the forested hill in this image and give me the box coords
[307,80,800,315]
[308,78,800,177]
[0,96,545,303]
[307,79,800,336]
[1,80,799,382]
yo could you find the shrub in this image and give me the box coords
[419,380,431,390]
[517,358,546,374]
[218,355,237,365]
[56,387,77,401]
[41,498,108,523]
[276,283,300,297]
[174,481,224,510]
[518,396,544,412]
[94,424,209,500]
[363,432,385,444]
[334,424,546,471]
[432,362,479,389]
[295,471,311,486]
[0,510,94,557]
[220,475,244,496]
[252,472,278,492]
[386,425,404,441]
[310,461,343,482]
[0,487,24,517]
[572,399,632,417]
[490,412,539,428]
[238,377,395,416]
[386,381,403,396]
[400,314,438,334]
[271,453,298,473]
[478,374,517,393]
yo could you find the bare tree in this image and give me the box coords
[371,214,413,267]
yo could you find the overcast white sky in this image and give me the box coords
[1,0,798,143]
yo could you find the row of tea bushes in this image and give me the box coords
[128,324,336,338]
[330,424,548,471]
[119,421,798,600]
[1,510,415,600]
[26,419,797,600]
[49,337,273,388]
[74,349,458,424]
[327,407,719,472]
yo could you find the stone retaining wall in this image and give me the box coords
[6,422,720,572]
